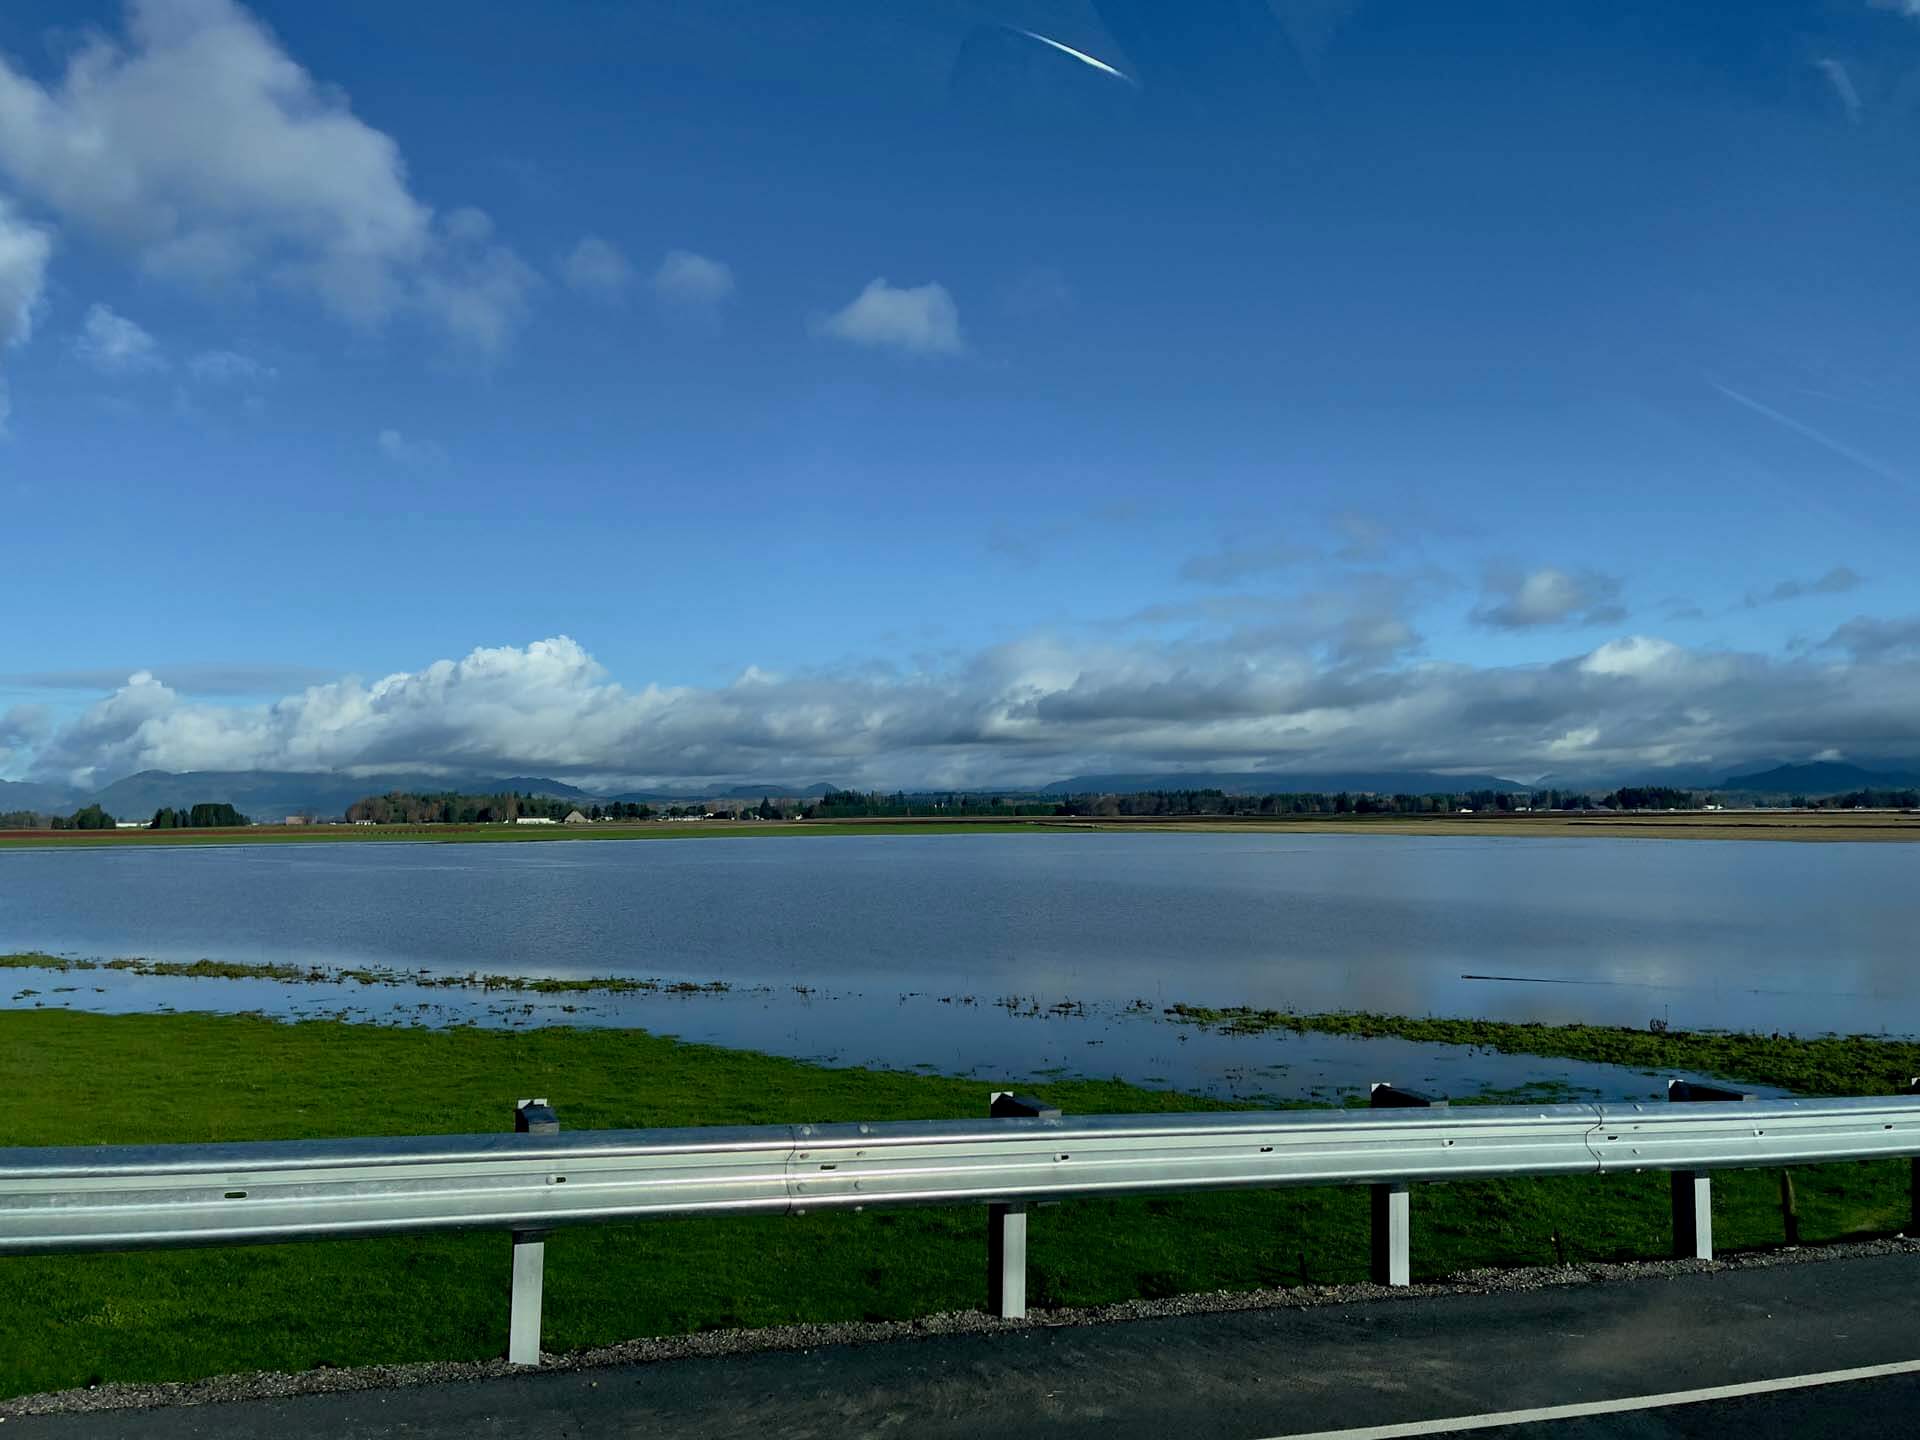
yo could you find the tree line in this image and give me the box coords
[1804,789,1920,810]
[345,792,662,824]
[807,785,1713,819]
[2,802,252,830]
[150,803,250,829]
[0,804,118,829]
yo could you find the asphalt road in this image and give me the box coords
[14,1253,1920,1439]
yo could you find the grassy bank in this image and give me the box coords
[1,1012,1914,1398]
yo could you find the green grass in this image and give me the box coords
[0,1010,1912,1399]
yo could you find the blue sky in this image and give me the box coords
[6,0,1920,790]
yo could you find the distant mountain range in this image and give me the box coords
[608,782,840,803]
[1039,770,1533,795]
[0,778,82,813]
[1717,761,1920,793]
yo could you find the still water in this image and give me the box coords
[4,832,1908,1099]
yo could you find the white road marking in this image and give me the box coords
[1265,1357,1920,1438]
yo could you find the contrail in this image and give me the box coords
[1816,57,1862,125]
[1011,27,1136,85]
[1709,380,1909,488]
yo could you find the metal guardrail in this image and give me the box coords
[5,1084,1920,1365]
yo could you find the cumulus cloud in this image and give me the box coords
[561,235,633,299]
[1472,567,1625,629]
[0,0,534,356]
[1745,565,1862,608]
[821,277,962,354]
[74,302,164,374]
[376,427,445,467]
[25,619,1920,791]
[0,195,52,430]
[652,249,734,307]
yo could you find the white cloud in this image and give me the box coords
[0,0,533,356]
[1472,567,1625,629]
[561,235,633,299]
[0,196,49,351]
[652,249,734,306]
[821,277,962,354]
[414,207,539,362]
[187,348,273,384]
[1578,635,1681,678]
[376,427,445,467]
[74,302,164,374]
[25,621,1920,791]
[0,195,52,431]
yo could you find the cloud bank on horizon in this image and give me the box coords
[14,615,1920,792]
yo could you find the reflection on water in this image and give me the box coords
[2,831,1906,1097]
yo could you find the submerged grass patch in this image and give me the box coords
[0,1010,1914,1399]
[0,953,732,997]
[1164,1006,1920,1098]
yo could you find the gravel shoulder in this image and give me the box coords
[9,1234,1918,1419]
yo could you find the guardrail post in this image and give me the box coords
[1908,1078,1920,1235]
[988,1092,1058,1318]
[1369,1083,1445,1287]
[509,1098,558,1366]
[1666,1080,1752,1260]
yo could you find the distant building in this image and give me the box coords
[563,810,589,825]
[515,815,558,825]
[283,815,309,826]
[114,820,148,829]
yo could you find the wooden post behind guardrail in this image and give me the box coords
[1666,1080,1753,1261]
[508,1098,558,1366]
[988,1092,1059,1319]
[1369,1083,1445,1287]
